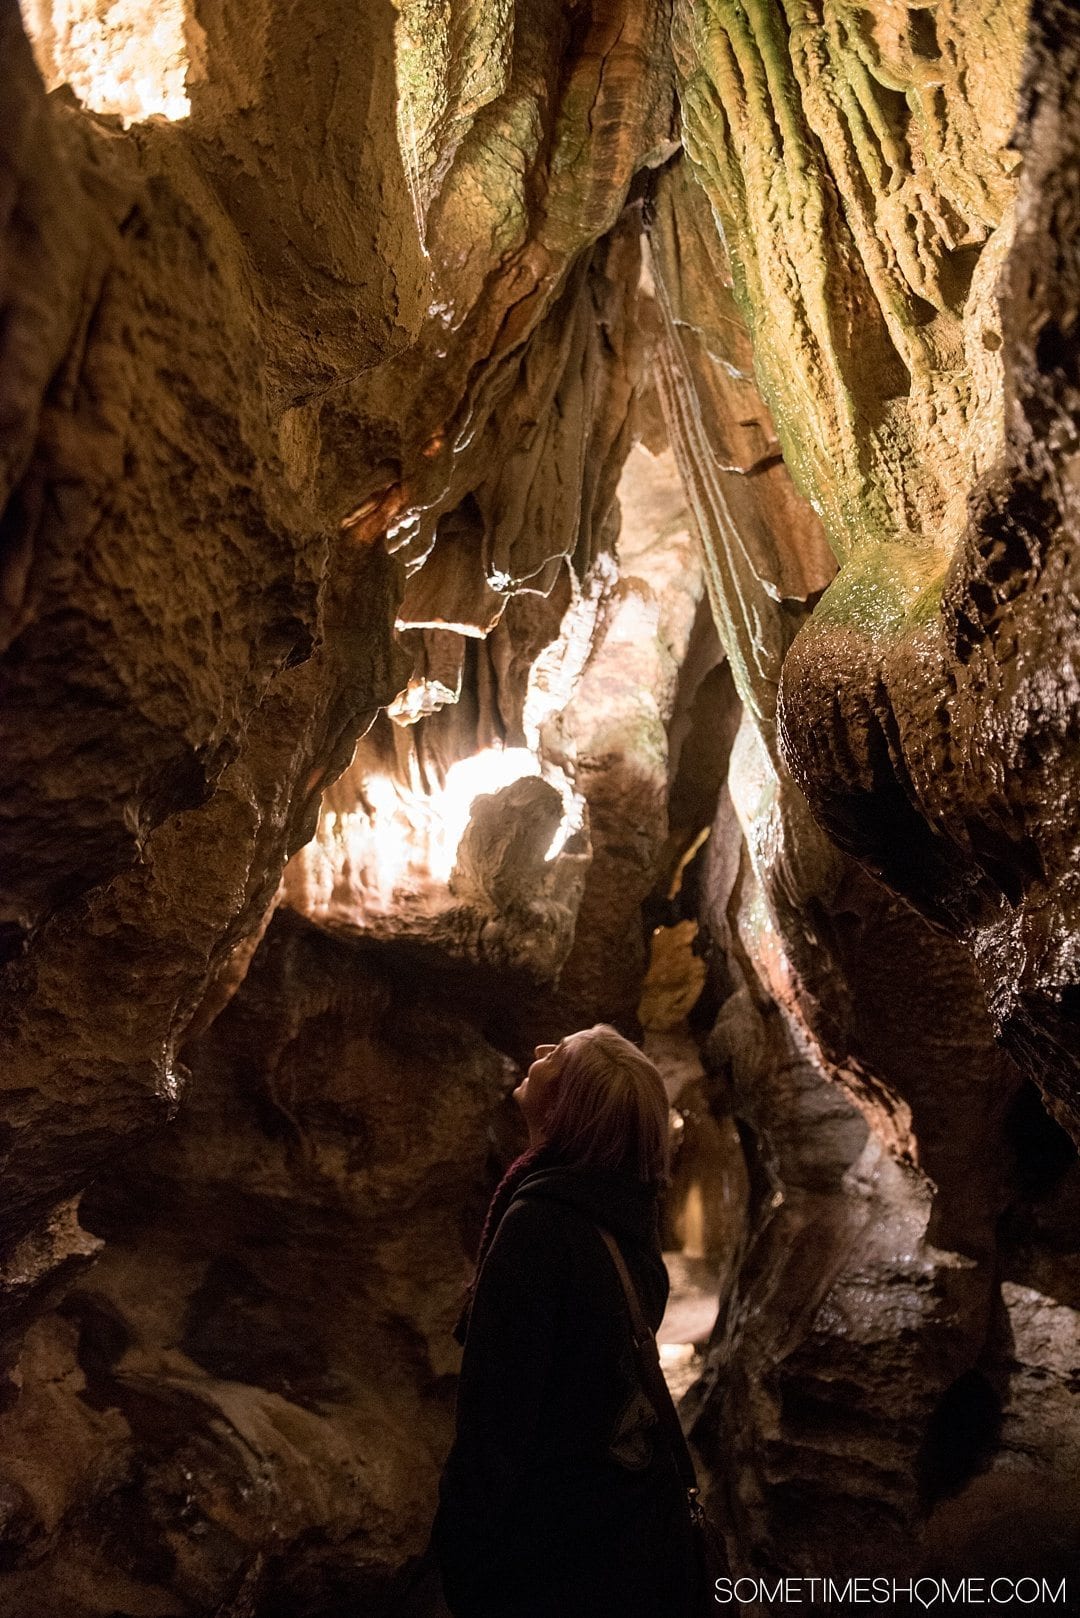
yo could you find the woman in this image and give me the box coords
[431,1025,698,1618]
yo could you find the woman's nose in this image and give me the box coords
[535,1043,555,1057]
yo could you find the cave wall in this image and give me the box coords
[674,0,1024,563]
[647,6,1080,1576]
[779,2,1080,1142]
[636,102,1079,1579]
[0,0,675,1358]
[671,0,1080,1141]
[0,910,515,1616]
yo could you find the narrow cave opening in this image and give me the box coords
[916,1370,1004,1510]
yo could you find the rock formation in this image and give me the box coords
[1,0,1078,1612]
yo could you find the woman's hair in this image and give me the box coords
[538,1024,671,1184]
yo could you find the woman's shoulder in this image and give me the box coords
[484,1191,592,1267]
[499,1188,632,1282]
[497,1190,583,1241]
[471,1195,582,1305]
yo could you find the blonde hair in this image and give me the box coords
[538,1025,672,1184]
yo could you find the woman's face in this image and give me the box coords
[513,1035,579,1137]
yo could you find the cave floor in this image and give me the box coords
[659,1250,718,1399]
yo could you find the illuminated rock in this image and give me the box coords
[776,7,1080,1141]
[0,0,672,1338]
[19,0,200,125]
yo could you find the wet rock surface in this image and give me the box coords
[760,2,1080,1140]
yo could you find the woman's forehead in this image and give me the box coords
[537,1033,574,1053]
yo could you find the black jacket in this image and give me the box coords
[432,1159,697,1618]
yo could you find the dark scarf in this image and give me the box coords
[452,1139,564,1346]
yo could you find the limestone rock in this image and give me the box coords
[0,908,516,1615]
[778,5,1080,1137]
[0,0,677,1353]
[674,0,1024,562]
[646,153,835,753]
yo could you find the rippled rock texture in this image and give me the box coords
[778,3,1080,1141]
[2,0,1080,1611]
[0,0,675,1344]
[662,4,1080,1576]
[671,0,1080,1138]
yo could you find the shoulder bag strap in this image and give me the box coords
[593,1222,701,1501]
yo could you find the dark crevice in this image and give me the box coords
[916,1370,1003,1508]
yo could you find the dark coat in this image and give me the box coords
[432,1157,697,1618]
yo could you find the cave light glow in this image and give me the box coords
[19,0,194,125]
[318,745,583,916]
[658,1343,696,1368]
[430,746,581,881]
